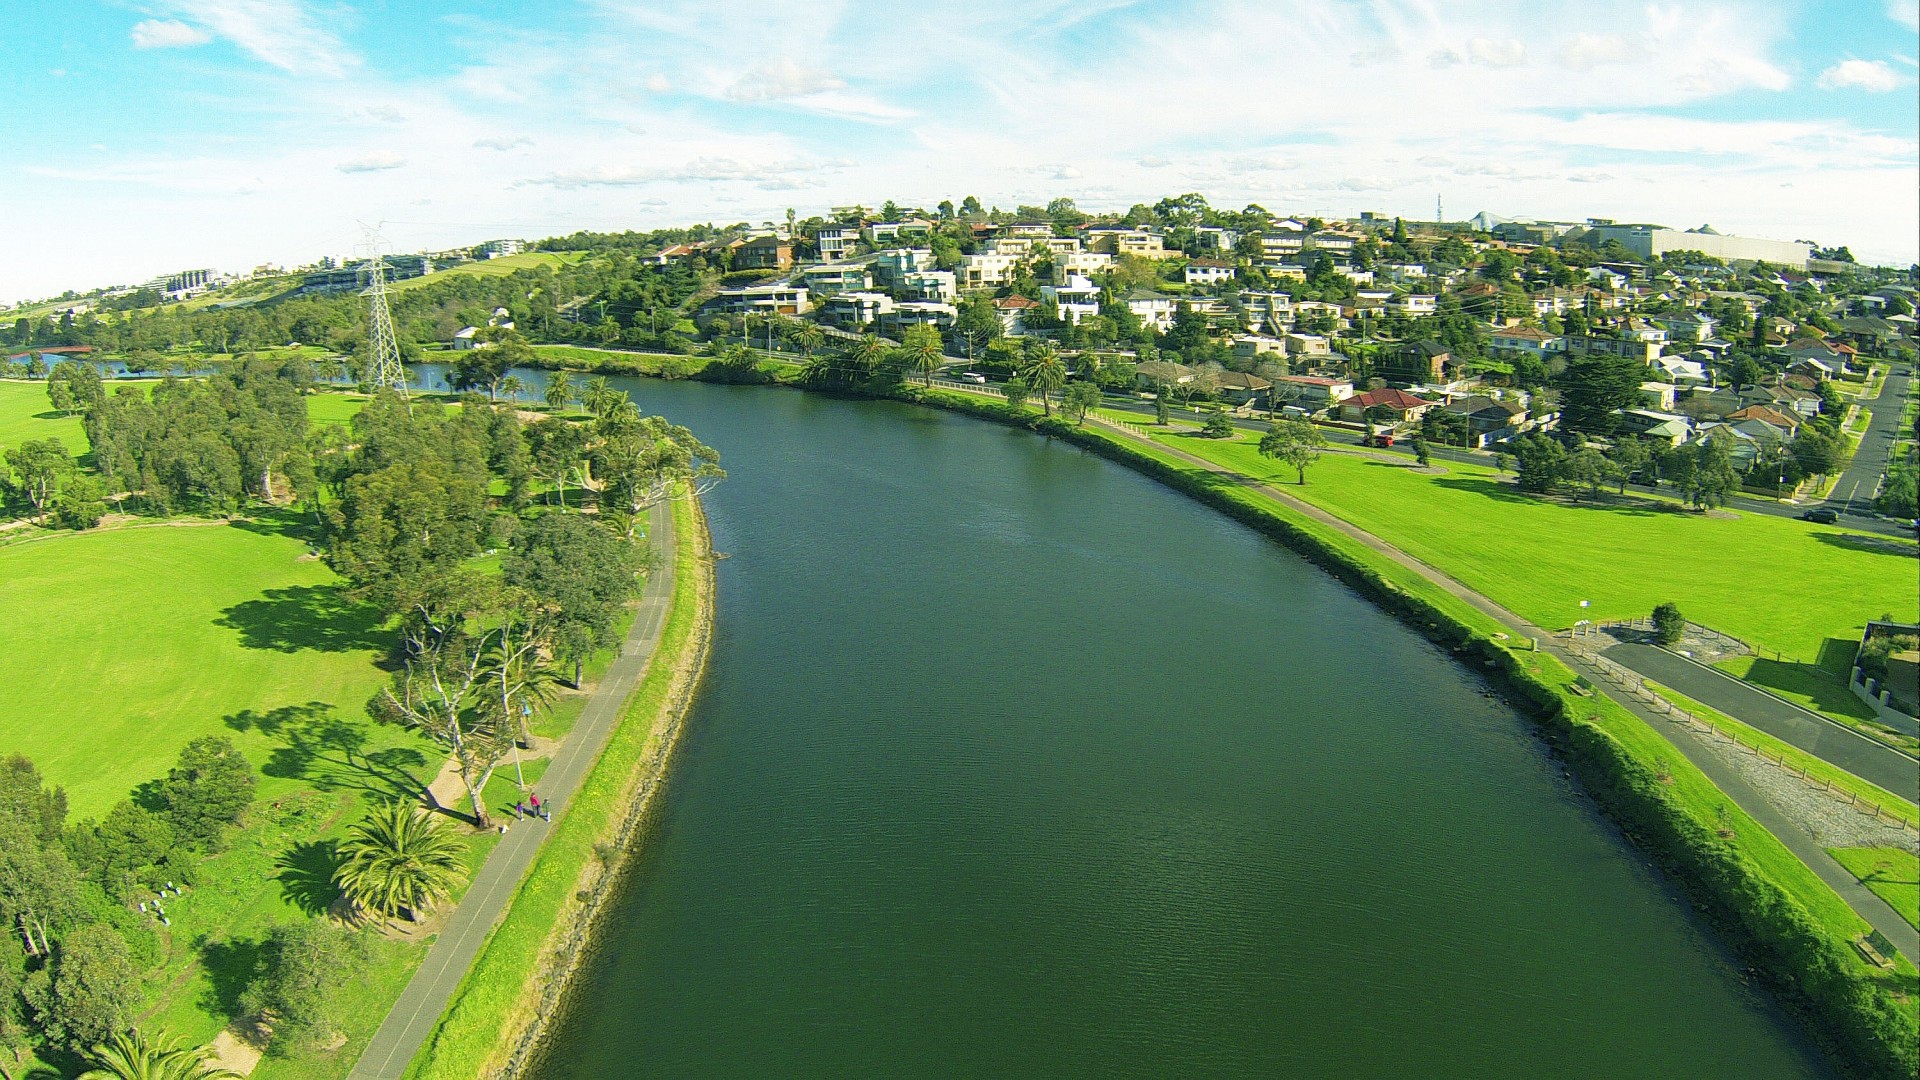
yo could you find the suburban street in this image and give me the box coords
[349,500,678,1080]
[1825,368,1912,519]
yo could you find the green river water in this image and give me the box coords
[515,378,1829,1078]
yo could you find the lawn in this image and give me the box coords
[0,516,401,819]
[388,251,586,293]
[1145,429,1919,661]
[1827,847,1920,930]
[1,377,91,452]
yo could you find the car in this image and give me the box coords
[1365,433,1395,448]
[1801,507,1839,524]
[959,372,987,384]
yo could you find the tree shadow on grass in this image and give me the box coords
[274,840,342,917]
[217,585,389,654]
[1811,531,1920,560]
[1429,475,1670,516]
[198,936,263,1019]
[228,702,429,802]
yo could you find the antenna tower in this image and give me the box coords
[359,224,409,400]
[1435,195,1443,224]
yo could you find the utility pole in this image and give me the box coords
[1435,195,1444,225]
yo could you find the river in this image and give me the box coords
[409,368,1828,1078]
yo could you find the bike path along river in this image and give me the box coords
[404,368,1837,1079]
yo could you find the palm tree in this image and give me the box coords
[543,370,574,412]
[1022,341,1068,415]
[496,374,525,403]
[81,1029,240,1080]
[787,321,825,359]
[333,801,468,924]
[581,375,619,420]
[847,334,887,377]
[905,332,943,386]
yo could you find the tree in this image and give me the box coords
[1001,376,1030,410]
[543,370,574,412]
[524,416,590,512]
[1606,437,1652,493]
[1727,354,1765,391]
[1201,410,1234,438]
[24,924,141,1052]
[1670,436,1740,509]
[1154,393,1171,425]
[1790,429,1845,479]
[1412,438,1432,467]
[1258,419,1328,484]
[158,737,255,852]
[54,472,108,530]
[331,801,467,923]
[1021,342,1067,415]
[1512,433,1569,493]
[1061,381,1101,424]
[241,922,366,1054]
[1557,356,1644,437]
[6,437,72,514]
[1564,447,1618,501]
[847,335,887,378]
[79,1029,239,1080]
[1875,463,1917,518]
[786,321,825,360]
[505,513,640,685]
[900,325,944,387]
[1651,602,1686,645]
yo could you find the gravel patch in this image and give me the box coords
[1678,719,1918,853]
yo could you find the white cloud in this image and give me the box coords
[474,134,534,151]
[1137,156,1171,168]
[528,156,847,189]
[143,0,357,76]
[1890,1,1920,31]
[725,58,844,101]
[646,73,672,93]
[1466,37,1527,69]
[1557,32,1635,71]
[1428,48,1463,68]
[1816,59,1903,92]
[130,19,212,49]
[335,151,406,173]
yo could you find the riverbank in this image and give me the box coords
[880,383,1917,1079]
[398,494,716,1080]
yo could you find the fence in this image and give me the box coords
[1594,617,1754,658]
[1568,642,1919,834]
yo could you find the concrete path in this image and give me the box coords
[1058,410,1920,959]
[350,500,678,1080]
[1603,643,1918,798]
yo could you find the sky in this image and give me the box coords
[3,0,1917,302]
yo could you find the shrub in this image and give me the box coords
[1651,602,1685,645]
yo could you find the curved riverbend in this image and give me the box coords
[425,373,1828,1078]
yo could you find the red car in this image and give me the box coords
[1365,433,1395,448]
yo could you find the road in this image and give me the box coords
[1603,642,1918,798]
[1824,369,1912,520]
[349,500,678,1080]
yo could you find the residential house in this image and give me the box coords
[1566,336,1660,363]
[1785,356,1834,380]
[1441,395,1530,447]
[885,302,957,332]
[1041,274,1102,325]
[961,253,1019,289]
[1725,404,1801,434]
[1652,355,1710,384]
[1233,335,1288,363]
[1388,293,1437,317]
[1191,225,1242,251]
[1239,291,1295,334]
[1085,226,1166,257]
[799,263,874,297]
[1002,222,1055,239]
[814,226,855,261]
[1338,387,1437,424]
[710,284,809,317]
[1271,374,1353,406]
[1134,360,1197,389]
[1381,262,1428,281]
[645,243,702,265]
[1184,260,1237,286]
[872,248,936,287]
[1284,332,1331,356]
[1262,263,1309,282]
[901,270,957,304]
[1215,371,1273,406]
[732,234,793,271]
[861,219,934,245]
[1381,340,1454,383]
[993,295,1038,335]
[1057,251,1115,280]
[1614,408,1692,446]
[1639,381,1678,411]
[1692,424,1764,470]
[822,291,894,328]
[1488,325,1565,356]
[1126,290,1177,333]
[1259,231,1308,260]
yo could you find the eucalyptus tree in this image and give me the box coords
[1258,418,1328,484]
[592,400,725,539]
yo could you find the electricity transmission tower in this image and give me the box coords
[360,224,409,400]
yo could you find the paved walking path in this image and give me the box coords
[1603,642,1918,797]
[1062,409,1920,959]
[350,500,678,1080]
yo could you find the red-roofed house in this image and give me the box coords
[993,294,1039,335]
[1337,387,1438,423]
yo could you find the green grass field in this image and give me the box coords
[1142,429,1918,660]
[388,251,586,293]
[1828,847,1920,930]
[1,378,91,453]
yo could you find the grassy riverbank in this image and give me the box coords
[891,384,1918,1080]
[1828,848,1920,930]
[403,494,713,1080]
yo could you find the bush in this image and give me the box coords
[243,921,368,1055]
[1857,634,1918,682]
[1651,602,1685,645]
[1202,410,1234,438]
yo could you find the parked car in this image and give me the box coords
[1801,507,1839,524]
[959,372,987,384]
[1365,433,1395,448]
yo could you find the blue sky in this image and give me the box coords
[3,0,1916,301]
